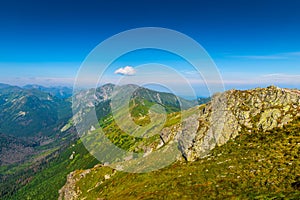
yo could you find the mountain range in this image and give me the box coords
[0,83,204,199]
[0,83,299,199]
[59,86,300,199]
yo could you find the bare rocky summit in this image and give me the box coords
[179,86,300,161]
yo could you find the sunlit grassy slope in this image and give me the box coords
[6,99,194,199]
[68,117,300,200]
[7,104,300,199]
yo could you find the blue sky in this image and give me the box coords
[0,0,299,96]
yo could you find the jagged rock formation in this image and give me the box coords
[179,86,300,161]
[58,170,84,200]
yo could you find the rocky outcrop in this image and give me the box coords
[58,169,90,200]
[58,164,117,200]
[179,86,300,161]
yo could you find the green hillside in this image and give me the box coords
[60,117,300,199]
[0,85,72,137]
[0,84,201,199]
[8,116,300,200]
[2,85,300,200]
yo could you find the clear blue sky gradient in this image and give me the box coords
[0,0,299,94]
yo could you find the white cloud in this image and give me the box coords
[114,66,136,76]
[261,73,300,80]
[231,55,285,60]
[229,51,300,60]
[0,76,75,87]
[282,52,300,56]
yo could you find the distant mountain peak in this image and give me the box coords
[0,85,72,137]
[0,83,12,89]
[23,84,72,99]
